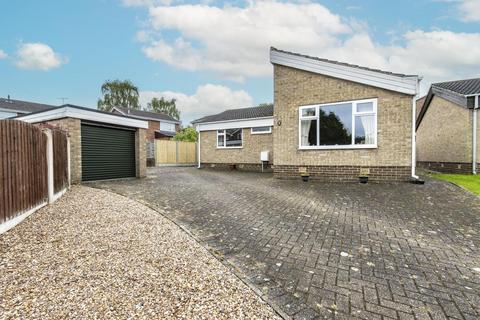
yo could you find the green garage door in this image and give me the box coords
[81,123,136,181]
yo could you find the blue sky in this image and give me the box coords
[1,0,479,123]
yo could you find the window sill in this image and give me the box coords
[298,145,377,151]
[217,146,244,149]
[251,132,272,135]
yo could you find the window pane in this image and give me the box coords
[356,102,373,113]
[300,119,317,146]
[252,126,271,133]
[217,133,225,147]
[319,103,352,145]
[355,115,375,145]
[301,108,316,117]
[225,128,242,147]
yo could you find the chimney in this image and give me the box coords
[7,94,10,101]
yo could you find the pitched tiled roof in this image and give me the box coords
[432,78,480,96]
[114,107,180,123]
[0,98,57,114]
[271,47,416,78]
[192,105,274,124]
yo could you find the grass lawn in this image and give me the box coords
[431,173,480,196]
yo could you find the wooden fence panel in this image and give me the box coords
[53,130,68,193]
[155,140,197,165]
[0,120,49,223]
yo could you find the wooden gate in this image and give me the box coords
[155,140,197,165]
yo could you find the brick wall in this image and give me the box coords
[273,65,413,181]
[39,118,82,184]
[417,161,473,174]
[416,95,472,164]
[200,128,273,165]
[146,120,160,141]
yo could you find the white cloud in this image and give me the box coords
[142,1,350,81]
[135,1,480,93]
[122,0,173,6]
[0,49,7,59]
[15,43,67,71]
[139,84,253,124]
[458,0,480,22]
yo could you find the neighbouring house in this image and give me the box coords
[193,47,421,182]
[112,107,181,141]
[16,104,148,183]
[0,96,56,119]
[416,78,480,174]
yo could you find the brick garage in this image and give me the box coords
[17,105,147,183]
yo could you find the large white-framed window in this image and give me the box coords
[217,128,243,148]
[251,126,272,134]
[299,98,377,150]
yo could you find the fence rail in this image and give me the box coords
[155,140,197,165]
[0,120,69,231]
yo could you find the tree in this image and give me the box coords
[147,97,180,120]
[97,79,140,112]
[173,126,198,142]
[256,102,273,108]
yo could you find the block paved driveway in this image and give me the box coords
[93,167,480,320]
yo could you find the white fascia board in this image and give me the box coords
[16,106,149,129]
[196,117,274,132]
[270,50,419,96]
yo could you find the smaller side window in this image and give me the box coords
[251,126,272,134]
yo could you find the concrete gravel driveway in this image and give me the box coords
[0,186,279,320]
[95,167,480,320]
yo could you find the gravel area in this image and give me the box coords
[0,186,280,319]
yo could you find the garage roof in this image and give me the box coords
[15,104,148,129]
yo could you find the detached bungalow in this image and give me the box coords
[416,78,480,174]
[194,47,421,182]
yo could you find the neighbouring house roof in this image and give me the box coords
[0,97,57,115]
[270,47,420,96]
[15,104,148,129]
[416,78,480,129]
[112,107,180,124]
[433,78,480,96]
[192,105,274,124]
[155,130,176,138]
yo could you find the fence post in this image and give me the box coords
[43,129,54,204]
[175,140,179,165]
